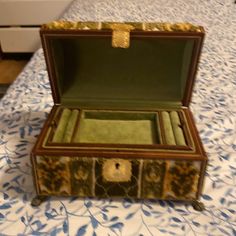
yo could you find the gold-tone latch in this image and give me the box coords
[111,23,134,48]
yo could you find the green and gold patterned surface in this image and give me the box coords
[35,156,201,200]
[42,21,203,32]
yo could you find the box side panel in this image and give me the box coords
[182,109,208,199]
[32,105,59,153]
[33,155,203,201]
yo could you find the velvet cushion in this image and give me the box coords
[63,110,79,143]
[74,111,159,144]
[170,111,186,145]
[52,108,71,142]
[162,111,176,145]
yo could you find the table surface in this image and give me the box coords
[0,0,236,235]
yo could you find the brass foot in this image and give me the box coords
[31,196,48,207]
[192,200,205,211]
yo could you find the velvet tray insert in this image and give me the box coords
[44,107,191,150]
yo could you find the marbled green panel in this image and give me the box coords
[141,160,166,198]
[164,161,201,199]
[70,157,94,196]
[35,156,201,200]
[36,156,71,195]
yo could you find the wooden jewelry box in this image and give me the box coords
[31,21,207,210]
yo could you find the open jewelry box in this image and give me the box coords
[31,22,207,210]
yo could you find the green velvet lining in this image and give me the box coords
[62,110,79,143]
[73,111,159,144]
[50,37,194,109]
[180,41,194,97]
[83,111,156,120]
[51,108,188,146]
[52,108,71,142]
[170,111,186,145]
[162,111,176,145]
[76,119,156,144]
[61,99,182,110]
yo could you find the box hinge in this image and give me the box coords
[110,23,134,48]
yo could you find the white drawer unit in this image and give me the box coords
[0,0,73,52]
[0,28,40,53]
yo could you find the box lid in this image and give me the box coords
[40,21,204,110]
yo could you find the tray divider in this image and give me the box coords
[169,110,186,146]
[178,110,193,149]
[71,109,83,143]
[157,110,167,145]
[155,112,163,144]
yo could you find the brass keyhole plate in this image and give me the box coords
[102,159,132,182]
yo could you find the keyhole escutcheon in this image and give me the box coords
[115,163,120,170]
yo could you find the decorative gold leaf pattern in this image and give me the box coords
[164,161,201,199]
[35,156,201,200]
[141,160,166,198]
[36,156,71,195]
[42,21,203,32]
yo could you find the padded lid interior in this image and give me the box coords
[48,35,196,109]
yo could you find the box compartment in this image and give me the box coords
[77,111,159,145]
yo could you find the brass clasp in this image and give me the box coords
[111,23,134,48]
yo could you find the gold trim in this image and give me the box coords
[42,21,101,30]
[42,21,203,33]
[110,23,134,48]
[143,22,203,32]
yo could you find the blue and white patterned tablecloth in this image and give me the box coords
[0,0,236,235]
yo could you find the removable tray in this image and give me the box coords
[43,107,194,152]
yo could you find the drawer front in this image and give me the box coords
[0,0,72,26]
[34,156,202,200]
[0,27,40,52]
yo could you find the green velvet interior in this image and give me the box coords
[50,108,189,146]
[74,111,159,144]
[50,37,194,109]
[161,111,187,146]
[162,111,176,145]
[169,111,186,145]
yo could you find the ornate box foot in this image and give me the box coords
[31,196,48,207]
[192,200,205,211]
